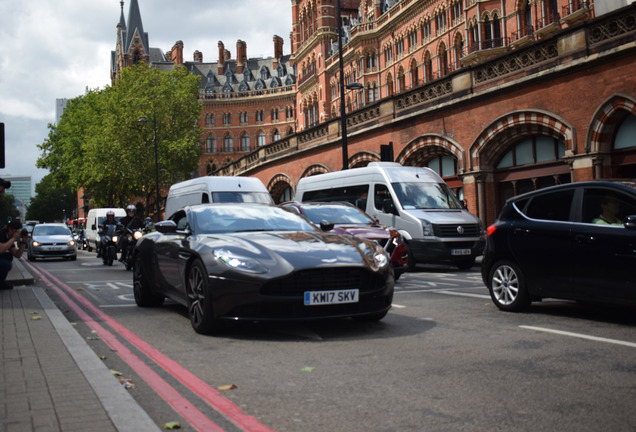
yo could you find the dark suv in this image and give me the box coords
[481,181,636,311]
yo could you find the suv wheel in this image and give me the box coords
[487,260,530,312]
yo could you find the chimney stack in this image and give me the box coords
[273,35,284,69]
[193,51,203,62]
[236,40,247,73]
[218,41,225,74]
[171,40,184,65]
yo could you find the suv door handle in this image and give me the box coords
[513,228,530,235]
[575,234,596,243]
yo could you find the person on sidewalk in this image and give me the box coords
[0,220,28,290]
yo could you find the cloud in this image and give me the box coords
[0,0,292,191]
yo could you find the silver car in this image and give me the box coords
[28,223,77,261]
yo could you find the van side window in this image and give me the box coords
[302,185,368,207]
[374,184,394,211]
[201,193,209,203]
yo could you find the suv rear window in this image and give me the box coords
[523,189,574,221]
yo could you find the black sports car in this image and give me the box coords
[133,203,395,334]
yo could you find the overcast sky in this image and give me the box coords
[0,0,293,193]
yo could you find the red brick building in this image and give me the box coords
[113,0,636,225]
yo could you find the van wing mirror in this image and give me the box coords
[382,199,398,215]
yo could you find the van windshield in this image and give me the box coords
[211,192,273,204]
[392,182,462,210]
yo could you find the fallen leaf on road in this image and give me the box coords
[76,287,84,291]
[217,384,237,391]
[110,369,123,376]
[31,316,41,320]
[301,366,316,372]
[98,355,107,360]
[164,421,181,429]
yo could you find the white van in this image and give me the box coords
[86,208,126,251]
[294,162,485,270]
[164,176,273,219]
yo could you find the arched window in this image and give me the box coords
[240,132,250,151]
[257,131,266,147]
[273,129,281,141]
[427,156,457,177]
[205,135,216,153]
[497,136,565,168]
[615,114,636,150]
[223,134,233,153]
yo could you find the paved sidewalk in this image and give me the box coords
[1,258,160,432]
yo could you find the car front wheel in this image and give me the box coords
[186,259,221,335]
[487,260,531,312]
[133,254,164,307]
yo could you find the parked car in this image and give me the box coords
[280,201,408,279]
[28,223,77,261]
[132,203,395,334]
[481,181,636,311]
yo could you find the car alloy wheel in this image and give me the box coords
[488,260,530,312]
[186,259,220,335]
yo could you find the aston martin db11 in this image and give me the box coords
[132,203,394,334]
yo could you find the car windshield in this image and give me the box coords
[211,191,272,204]
[193,205,317,234]
[33,226,70,236]
[300,204,374,225]
[391,182,462,210]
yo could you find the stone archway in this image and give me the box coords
[267,173,294,203]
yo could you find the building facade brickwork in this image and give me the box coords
[112,0,636,225]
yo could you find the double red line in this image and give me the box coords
[24,260,276,432]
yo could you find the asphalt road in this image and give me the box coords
[29,250,636,432]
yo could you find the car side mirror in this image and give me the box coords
[319,220,334,232]
[155,220,178,234]
[624,215,636,230]
[382,199,398,216]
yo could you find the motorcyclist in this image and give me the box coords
[97,210,117,258]
[118,204,144,262]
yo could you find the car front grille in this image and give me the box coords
[261,267,384,297]
[436,224,480,238]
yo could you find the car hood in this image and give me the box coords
[32,235,72,243]
[405,208,478,224]
[197,230,382,274]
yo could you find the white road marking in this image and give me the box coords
[520,326,636,348]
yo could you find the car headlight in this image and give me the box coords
[214,249,268,274]
[421,220,434,236]
[373,250,389,270]
[68,240,75,247]
[32,241,41,247]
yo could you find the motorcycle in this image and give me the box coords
[118,217,154,271]
[99,224,118,266]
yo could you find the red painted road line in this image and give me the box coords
[29,264,225,432]
[25,261,276,432]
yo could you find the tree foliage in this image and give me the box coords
[25,174,77,223]
[37,63,202,212]
[0,194,20,226]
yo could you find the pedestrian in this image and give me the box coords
[0,220,28,290]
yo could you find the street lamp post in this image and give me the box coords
[138,115,161,222]
[336,1,363,170]
[336,0,348,170]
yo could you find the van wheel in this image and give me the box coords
[456,257,475,270]
[405,242,416,272]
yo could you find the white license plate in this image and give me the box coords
[451,249,471,256]
[304,289,359,306]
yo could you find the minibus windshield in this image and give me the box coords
[392,182,462,210]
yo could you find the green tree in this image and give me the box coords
[25,174,77,223]
[0,193,20,226]
[38,63,202,214]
